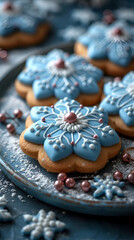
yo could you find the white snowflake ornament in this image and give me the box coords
[22,209,66,240]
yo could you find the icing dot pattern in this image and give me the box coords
[91,175,125,200]
[78,20,134,66]
[100,71,134,126]
[18,49,103,101]
[24,98,120,162]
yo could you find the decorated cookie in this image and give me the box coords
[0,1,50,49]
[15,49,103,107]
[100,71,134,137]
[75,20,134,76]
[20,98,121,173]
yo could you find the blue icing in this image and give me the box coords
[33,80,54,100]
[91,175,124,200]
[44,131,73,162]
[100,71,134,126]
[24,98,120,162]
[88,40,108,59]
[107,42,132,67]
[78,20,133,67]
[73,133,101,161]
[119,107,134,126]
[0,1,46,36]
[18,49,103,100]
[78,34,90,47]
[26,56,47,70]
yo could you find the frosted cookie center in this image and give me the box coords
[55,59,66,69]
[0,2,20,15]
[127,83,134,96]
[107,27,130,41]
[112,28,123,36]
[64,112,77,123]
[47,59,74,77]
[4,2,14,11]
[55,111,89,132]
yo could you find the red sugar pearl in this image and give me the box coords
[51,105,54,108]
[122,153,131,163]
[99,118,103,123]
[0,113,6,123]
[4,2,13,11]
[71,141,74,145]
[47,134,51,137]
[57,172,67,182]
[65,178,75,188]
[81,180,91,192]
[54,180,64,191]
[41,117,45,122]
[93,134,98,139]
[127,172,134,184]
[75,82,79,86]
[6,123,15,133]
[114,77,121,82]
[53,83,56,88]
[0,50,8,60]
[80,104,83,108]
[14,109,23,119]
[113,171,123,181]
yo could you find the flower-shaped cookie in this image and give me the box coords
[20,98,121,173]
[100,71,134,137]
[0,1,50,48]
[75,20,134,76]
[16,49,103,107]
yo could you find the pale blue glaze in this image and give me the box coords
[18,49,103,100]
[24,98,120,162]
[0,1,46,36]
[100,71,134,126]
[78,20,134,66]
[91,175,124,200]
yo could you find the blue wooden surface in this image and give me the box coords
[1,1,134,239]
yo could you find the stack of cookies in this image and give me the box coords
[1,2,133,174]
[15,44,133,173]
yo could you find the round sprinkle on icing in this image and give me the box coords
[55,59,66,69]
[24,98,120,163]
[89,144,95,150]
[64,112,77,123]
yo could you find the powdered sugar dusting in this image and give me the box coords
[0,84,134,205]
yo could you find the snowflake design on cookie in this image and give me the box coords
[22,209,66,240]
[59,26,86,41]
[18,49,103,100]
[91,175,124,200]
[0,1,47,36]
[24,98,120,162]
[72,9,98,25]
[0,195,12,222]
[78,20,134,66]
[100,71,134,126]
[115,8,134,23]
